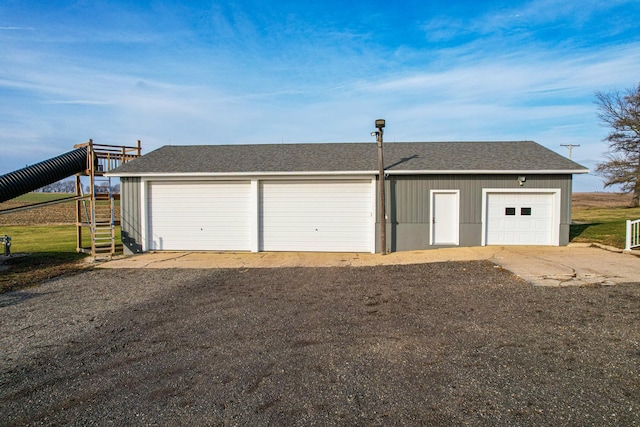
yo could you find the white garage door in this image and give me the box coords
[147,181,251,251]
[260,180,373,252]
[486,192,554,245]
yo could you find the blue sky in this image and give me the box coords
[1,0,639,191]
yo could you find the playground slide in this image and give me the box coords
[0,147,88,203]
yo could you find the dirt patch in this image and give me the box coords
[0,253,88,293]
[1,264,638,425]
[572,192,633,208]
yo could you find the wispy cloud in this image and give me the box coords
[421,0,639,45]
[370,41,640,100]
[0,26,34,30]
[43,100,112,105]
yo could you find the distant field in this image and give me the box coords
[571,192,634,209]
[571,192,640,248]
[0,193,77,226]
[0,192,119,226]
[8,192,77,203]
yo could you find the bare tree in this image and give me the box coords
[39,178,76,193]
[594,83,640,207]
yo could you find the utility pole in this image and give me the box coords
[372,119,386,255]
[560,144,580,160]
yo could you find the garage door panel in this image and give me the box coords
[260,180,372,252]
[148,181,251,251]
[486,192,555,246]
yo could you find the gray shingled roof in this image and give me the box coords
[109,141,588,175]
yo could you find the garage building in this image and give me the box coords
[108,141,588,254]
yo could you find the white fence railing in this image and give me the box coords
[626,219,640,251]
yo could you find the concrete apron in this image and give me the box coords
[488,244,639,287]
[98,244,639,287]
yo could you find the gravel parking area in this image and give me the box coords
[1,261,639,426]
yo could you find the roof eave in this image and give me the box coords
[106,170,378,178]
[387,169,590,175]
[107,168,590,178]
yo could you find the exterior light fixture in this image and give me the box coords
[518,176,526,186]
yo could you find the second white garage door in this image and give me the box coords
[147,181,251,251]
[260,180,373,252]
[486,192,556,245]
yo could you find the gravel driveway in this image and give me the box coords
[1,261,639,426]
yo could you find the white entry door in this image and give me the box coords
[431,191,459,245]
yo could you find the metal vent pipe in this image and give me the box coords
[0,147,88,203]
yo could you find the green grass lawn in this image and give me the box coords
[2,225,80,253]
[1,225,121,253]
[571,205,640,248]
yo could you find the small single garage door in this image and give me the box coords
[147,181,251,251]
[260,180,373,252]
[486,192,555,245]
